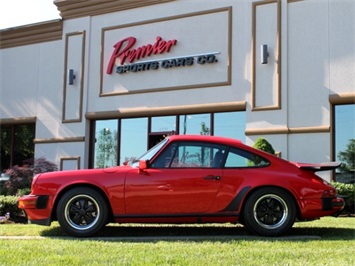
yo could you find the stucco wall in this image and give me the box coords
[1,0,354,175]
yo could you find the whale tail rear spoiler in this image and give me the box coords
[293,162,342,172]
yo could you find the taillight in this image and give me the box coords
[322,189,336,198]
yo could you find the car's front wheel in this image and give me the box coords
[243,187,296,236]
[57,187,109,237]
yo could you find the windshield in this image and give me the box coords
[131,138,169,167]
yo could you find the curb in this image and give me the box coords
[0,235,322,241]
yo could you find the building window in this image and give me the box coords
[334,104,355,183]
[120,118,148,165]
[93,120,118,168]
[0,124,35,171]
[214,111,246,141]
[151,116,176,133]
[179,114,210,135]
[90,111,245,168]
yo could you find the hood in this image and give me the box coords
[38,165,132,178]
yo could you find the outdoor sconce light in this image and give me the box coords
[261,44,269,64]
[68,69,76,85]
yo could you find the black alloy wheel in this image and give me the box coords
[57,187,109,237]
[243,187,296,236]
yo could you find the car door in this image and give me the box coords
[124,141,226,214]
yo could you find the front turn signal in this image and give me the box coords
[18,195,38,209]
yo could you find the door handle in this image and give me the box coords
[157,184,173,191]
[204,175,221,181]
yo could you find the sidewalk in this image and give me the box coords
[0,235,322,241]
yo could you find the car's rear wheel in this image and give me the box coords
[57,187,108,237]
[243,187,296,236]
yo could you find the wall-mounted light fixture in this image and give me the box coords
[68,69,76,85]
[261,44,269,64]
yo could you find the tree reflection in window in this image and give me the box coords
[151,142,226,168]
[335,104,355,183]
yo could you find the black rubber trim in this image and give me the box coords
[221,186,251,212]
[28,217,51,226]
[36,195,49,209]
[113,212,239,219]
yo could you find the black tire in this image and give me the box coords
[57,187,109,237]
[243,187,296,237]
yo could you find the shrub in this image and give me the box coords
[16,188,31,197]
[332,181,355,214]
[0,195,25,222]
[30,157,58,175]
[0,181,9,195]
[253,138,275,155]
[3,157,57,196]
[4,165,33,195]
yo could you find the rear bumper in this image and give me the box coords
[324,197,345,217]
[322,197,345,211]
[298,197,345,219]
[18,195,52,226]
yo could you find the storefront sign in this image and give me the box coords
[106,36,219,75]
[106,36,177,74]
[100,7,230,95]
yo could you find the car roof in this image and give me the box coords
[167,134,243,145]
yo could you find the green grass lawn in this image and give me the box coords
[0,217,354,265]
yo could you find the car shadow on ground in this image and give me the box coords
[40,224,355,241]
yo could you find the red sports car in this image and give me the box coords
[18,135,344,237]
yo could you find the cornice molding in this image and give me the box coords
[245,126,330,136]
[0,20,62,49]
[85,101,247,120]
[54,0,176,19]
[329,93,355,105]
[0,117,36,125]
[33,136,85,144]
[0,1,175,49]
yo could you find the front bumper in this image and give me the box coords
[18,195,49,209]
[18,195,52,226]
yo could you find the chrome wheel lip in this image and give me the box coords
[253,194,288,230]
[64,194,100,231]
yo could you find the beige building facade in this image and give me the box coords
[1,0,354,181]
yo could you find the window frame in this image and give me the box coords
[0,122,35,171]
[151,141,227,169]
[89,110,246,169]
[331,101,355,182]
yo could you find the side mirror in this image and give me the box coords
[139,160,149,173]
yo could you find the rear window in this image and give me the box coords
[225,148,270,168]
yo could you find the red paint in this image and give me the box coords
[106,36,177,74]
[18,135,344,237]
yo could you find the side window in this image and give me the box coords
[172,143,225,168]
[152,142,226,168]
[225,148,269,168]
[150,143,177,168]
